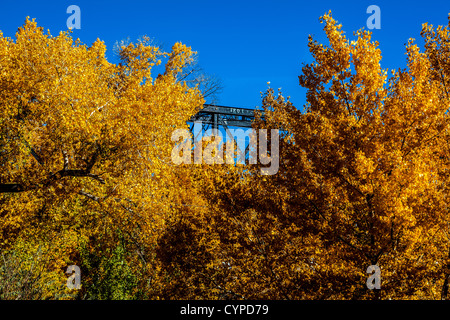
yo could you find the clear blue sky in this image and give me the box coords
[0,0,449,109]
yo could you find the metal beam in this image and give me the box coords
[189,104,264,129]
[188,104,264,163]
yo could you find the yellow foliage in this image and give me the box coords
[3,13,450,300]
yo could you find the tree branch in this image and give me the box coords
[78,190,101,202]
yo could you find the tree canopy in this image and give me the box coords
[2,12,450,300]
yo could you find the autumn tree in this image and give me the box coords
[0,17,209,298]
[4,12,450,301]
[195,12,450,300]
[113,37,223,105]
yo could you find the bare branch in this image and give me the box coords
[78,190,101,202]
[62,150,69,171]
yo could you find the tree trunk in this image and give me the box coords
[441,246,450,299]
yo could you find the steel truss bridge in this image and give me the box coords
[188,104,264,161]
